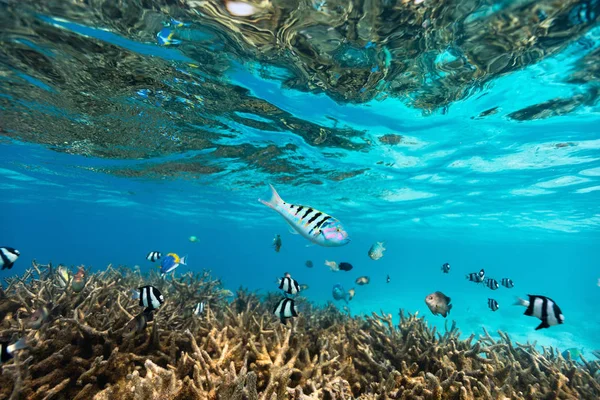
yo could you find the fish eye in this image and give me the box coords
[336,227,341,232]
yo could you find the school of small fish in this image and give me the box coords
[0,183,580,365]
[256,185,571,332]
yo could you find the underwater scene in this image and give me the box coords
[1,0,600,398]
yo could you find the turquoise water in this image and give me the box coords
[2,0,600,361]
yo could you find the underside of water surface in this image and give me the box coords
[1,0,599,399]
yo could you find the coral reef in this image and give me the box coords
[1,261,599,399]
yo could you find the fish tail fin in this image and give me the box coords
[143,308,154,321]
[514,297,528,307]
[7,337,27,354]
[180,255,188,265]
[258,184,283,210]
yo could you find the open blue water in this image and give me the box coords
[2,1,600,362]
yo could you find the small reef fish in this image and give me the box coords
[28,303,52,329]
[258,184,350,247]
[562,348,584,360]
[386,275,391,283]
[146,251,161,262]
[299,284,309,291]
[515,294,564,330]
[189,236,199,243]
[156,27,181,46]
[485,278,499,290]
[278,273,300,295]
[160,253,187,277]
[339,262,353,272]
[332,284,348,303]
[0,247,20,270]
[272,234,282,252]
[355,276,370,285]
[466,269,485,283]
[324,260,339,272]
[425,291,452,318]
[488,298,499,312]
[124,312,148,336]
[56,266,70,289]
[501,278,514,288]
[305,260,313,268]
[441,263,450,273]
[368,242,386,260]
[347,288,355,301]
[72,266,86,293]
[0,337,27,363]
[194,301,205,316]
[138,285,164,315]
[273,297,298,324]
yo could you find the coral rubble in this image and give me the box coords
[1,261,599,399]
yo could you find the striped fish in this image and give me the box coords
[0,247,20,270]
[466,269,485,283]
[485,278,499,290]
[501,278,514,288]
[273,297,298,324]
[488,298,499,312]
[515,294,564,330]
[194,301,205,316]
[278,273,300,295]
[138,285,164,317]
[258,184,350,247]
[146,251,161,262]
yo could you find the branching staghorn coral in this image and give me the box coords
[0,261,599,399]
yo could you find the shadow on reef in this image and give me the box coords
[0,261,599,399]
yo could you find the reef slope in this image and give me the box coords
[0,262,599,399]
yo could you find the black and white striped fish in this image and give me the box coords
[273,297,298,324]
[485,278,499,290]
[0,337,26,363]
[515,294,564,330]
[138,286,164,315]
[278,273,301,295]
[259,184,350,247]
[466,269,485,283]
[146,251,161,262]
[488,298,499,312]
[0,247,20,270]
[194,301,205,316]
[501,278,514,288]
[441,263,450,273]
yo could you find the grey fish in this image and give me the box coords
[28,303,52,329]
[368,242,386,260]
[425,291,452,318]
